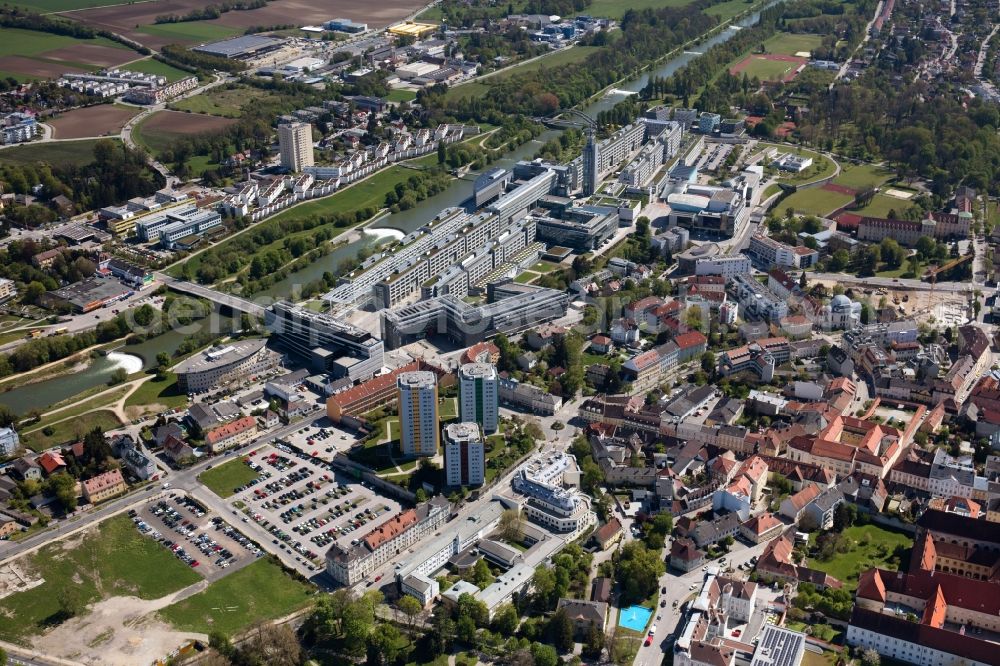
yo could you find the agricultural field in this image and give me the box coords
[134,21,242,46]
[0,138,111,167]
[170,85,270,118]
[158,558,314,636]
[48,104,139,140]
[0,28,134,81]
[8,0,134,11]
[64,0,429,50]
[121,57,192,83]
[133,110,236,157]
[0,514,200,642]
[763,32,824,56]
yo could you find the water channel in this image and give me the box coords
[0,3,778,415]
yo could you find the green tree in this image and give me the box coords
[531,642,559,666]
[616,542,665,604]
[367,623,404,666]
[472,558,495,589]
[582,620,605,659]
[492,603,519,635]
[47,473,77,512]
[549,607,575,653]
[438,140,447,164]
[109,368,128,385]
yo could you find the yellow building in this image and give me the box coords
[388,22,438,38]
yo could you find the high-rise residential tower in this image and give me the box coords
[458,362,499,434]
[397,371,439,457]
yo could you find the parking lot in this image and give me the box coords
[279,420,361,463]
[227,442,402,571]
[129,494,264,582]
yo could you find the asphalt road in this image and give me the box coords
[633,539,772,666]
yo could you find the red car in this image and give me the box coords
[374,574,382,582]
[644,636,652,647]
[732,629,742,638]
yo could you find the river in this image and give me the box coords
[0,318,214,415]
[0,3,777,415]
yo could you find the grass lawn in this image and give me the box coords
[706,0,759,20]
[764,32,823,56]
[199,457,258,498]
[159,558,314,636]
[0,138,111,167]
[831,162,894,191]
[531,261,563,273]
[439,397,458,421]
[807,524,911,590]
[136,22,241,44]
[852,192,916,219]
[121,57,191,83]
[443,81,491,102]
[800,649,840,666]
[0,514,200,642]
[124,373,188,411]
[21,409,122,452]
[780,188,853,217]
[490,46,599,83]
[514,271,539,284]
[386,89,417,103]
[170,85,270,118]
[270,165,409,222]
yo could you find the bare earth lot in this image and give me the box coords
[0,55,85,79]
[62,0,429,49]
[135,110,236,154]
[49,105,140,139]
[43,43,136,68]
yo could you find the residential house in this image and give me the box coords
[82,469,126,504]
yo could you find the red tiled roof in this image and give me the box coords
[82,469,124,495]
[38,452,66,475]
[205,416,257,446]
[675,331,708,350]
[365,509,417,550]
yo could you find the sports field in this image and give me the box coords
[730,53,805,81]
[763,32,823,56]
[853,192,915,219]
[780,187,854,217]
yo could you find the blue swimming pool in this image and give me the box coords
[618,605,653,632]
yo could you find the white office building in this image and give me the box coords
[278,122,314,172]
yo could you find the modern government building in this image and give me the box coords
[175,339,281,394]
